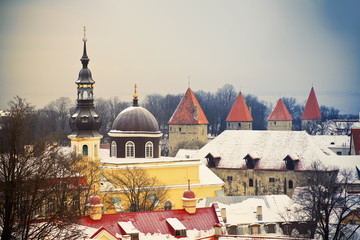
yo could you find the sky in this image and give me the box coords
[0,0,359,114]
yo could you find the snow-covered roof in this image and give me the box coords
[175,149,199,159]
[192,130,339,170]
[312,135,350,149]
[198,195,296,225]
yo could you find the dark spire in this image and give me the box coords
[81,26,89,68]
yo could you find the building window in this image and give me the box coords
[238,122,241,127]
[175,230,187,237]
[249,178,254,187]
[125,141,135,158]
[94,144,98,157]
[164,200,173,210]
[289,180,293,189]
[82,145,88,156]
[269,178,275,182]
[227,176,233,181]
[111,141,117,157]
[274,121,277,125]
[266,223,276,233]
[250,224,260,234]
[145,141,153,158]
[227,122,230,128]
[179,127,182,132]
[337,151,342,155]
[149,194,160,207]
[170,127,172,131]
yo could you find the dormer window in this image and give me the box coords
[118,221,140,240]
[244,154,259,169]
[206,153,220,168]
[284,155,299,171]
[166,218,187,237]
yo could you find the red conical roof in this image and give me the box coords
[168,88,209,125]
[301,87,321,120]
[226,92,253,122]
[267,98,293,121]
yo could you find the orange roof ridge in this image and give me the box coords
[226,92,253,122]
[168,88,209,125]
[301,87,321,120]
[267,98,293,121]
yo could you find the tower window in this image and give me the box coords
[249,178,254,187]
[145,141,153,158]
[94,144,98,157]
[227,176,233,181]
[111,141,117,158]
[126,141,135,158]
[289,180,293,189]
[82,145,88,156]
[179,127,182,132]
[238,122,241,127]
[269,178,275,182]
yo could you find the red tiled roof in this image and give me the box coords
[351,128,360,155]
[78,206,220,236]
[226,92,253,122]
[267,98,293,121]
[168,88,209,125]
[301,87,321,120]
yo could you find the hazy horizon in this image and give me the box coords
[1,0,359,114]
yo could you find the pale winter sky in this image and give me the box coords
[0,0,359,114]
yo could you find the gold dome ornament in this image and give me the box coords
[133,84,138,99]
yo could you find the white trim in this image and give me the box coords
[108,131,162,138]
[111,141,117,158]
[101,161,201,169]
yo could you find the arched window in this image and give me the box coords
[125,141,135,158]
[82,145,88,156]
[249,179,254,187]
[94,144,98,157]
[145,141,153,158]
[111,141,117,157]
[164,200,173,210]
[289,180,293,189]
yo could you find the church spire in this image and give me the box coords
[81,26,89,68]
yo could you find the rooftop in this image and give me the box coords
[168,88,208,125]
[301,87,321,120]
[226,92,253,122]
[267,98,293,121]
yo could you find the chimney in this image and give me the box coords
[214,223,223,236]
[256,206,262,220]
[86,186,103,220]
[182,180,197,214]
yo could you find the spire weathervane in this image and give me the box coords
[83,26,87,42]
[133,84,138,99]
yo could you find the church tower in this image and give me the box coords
[267,98,293,131]
[68,28,102,161]
[301,87,322,132]
[226,92,253,130]
[168,88,208,157]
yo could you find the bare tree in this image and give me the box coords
[0,96,85,240]
[293,162,360,240]
[106,167,168,212]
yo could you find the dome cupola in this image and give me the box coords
[108,85,162,158]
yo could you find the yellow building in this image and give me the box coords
[68,35,223,214]
[168,88,209,157]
